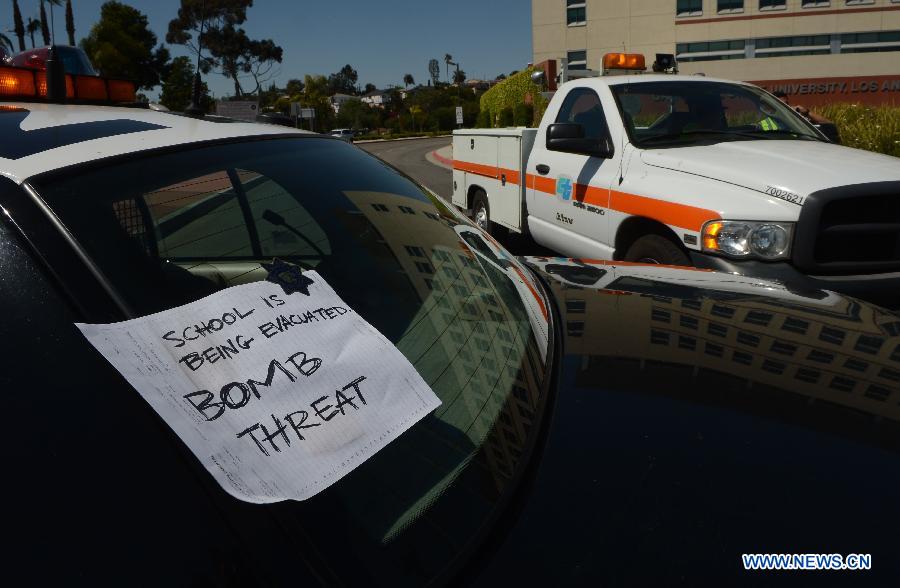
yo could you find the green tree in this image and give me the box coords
[443,53,452,83]
[409,104,423,132]
[0,31,12,53]
[167,0,282,97]
[285,78,304,96]
[327,64,358,95]
[160,55,211,111]
[81,1,171,90]
[363,82,376,94]
[453,69,466,85]
[12,0,26,51]
[65,0,75,46]
[335,98,379,130]
[403,73,414,88]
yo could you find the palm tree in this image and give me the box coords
[13,0,26,51]
[65,0,75,46]
[453,69,466,85]
[1,31,13,54]
[39,0,49,45]
[444,53,452,83]
[26,16,40,48]
[403,73,414,89]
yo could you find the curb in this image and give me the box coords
[355,134,452,144]
[430,149,453,166]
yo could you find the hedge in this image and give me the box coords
[817,103,900,157]
[479,67,548,128]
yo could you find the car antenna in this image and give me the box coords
[184,0,207,118]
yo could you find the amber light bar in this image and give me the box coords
[602,53,646,71]
[0,65,136,103]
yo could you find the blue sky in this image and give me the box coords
[4,1,533,98]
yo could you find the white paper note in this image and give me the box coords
[76,270,441,503]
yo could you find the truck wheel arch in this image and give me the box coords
[466,184,485,211]
[614,216,688,261]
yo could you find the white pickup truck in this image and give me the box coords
[452,63,900,306]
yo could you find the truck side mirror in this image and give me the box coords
[546,123,613,159]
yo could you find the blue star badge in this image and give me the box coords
[262,258,314,296]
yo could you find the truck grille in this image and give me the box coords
[793,182,900,275]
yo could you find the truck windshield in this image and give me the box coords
[611,81,823,147]
[28,136,552,584]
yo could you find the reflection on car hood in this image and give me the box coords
[640,140,900,199]
[472,258,900,585]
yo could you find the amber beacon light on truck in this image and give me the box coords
[0,64,136,104]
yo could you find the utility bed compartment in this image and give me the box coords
[452,128,537,233]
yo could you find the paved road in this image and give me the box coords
[360,137,556,257]
[360,137,452,199]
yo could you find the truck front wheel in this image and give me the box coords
[471,191,492,234]
[624,234,692,267]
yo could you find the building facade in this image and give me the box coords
[533,0,900,105]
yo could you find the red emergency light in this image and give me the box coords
[0,64,136,104]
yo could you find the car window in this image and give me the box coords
[555,87,610,140]
[29,136,551,585]
[612,81,820,146]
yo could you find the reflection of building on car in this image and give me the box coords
[2,58,899,584]
[453,55,900,308]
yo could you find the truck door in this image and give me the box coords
[526,87,618,259]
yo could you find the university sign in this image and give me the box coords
[752,75,900,107]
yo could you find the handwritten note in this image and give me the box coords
[76,271,441,503]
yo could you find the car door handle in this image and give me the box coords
[536,164,550,175]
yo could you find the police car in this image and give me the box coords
[2,55,899,584]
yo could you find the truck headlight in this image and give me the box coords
[702,220,793,260]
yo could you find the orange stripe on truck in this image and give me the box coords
[457,160,718,232]
[610,190,718,232]
[524,172,717,232]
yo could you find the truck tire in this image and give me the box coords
[471,191,492,234]
[623,234,692,267]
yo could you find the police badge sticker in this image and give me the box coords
[556,176,573,202]
[262,258,315,296]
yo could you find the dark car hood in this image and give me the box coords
[471,258,900,586]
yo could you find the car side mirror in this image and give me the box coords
[546,123,613,158]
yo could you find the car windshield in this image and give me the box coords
[611,80,823,147]
[29,136,551,584]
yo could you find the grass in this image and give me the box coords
[818,103,900,157]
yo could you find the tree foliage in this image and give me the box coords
[12,0,26,51]
[167,0,282,97]
[26,17,41,49]
[65,0,75,46]
[160,55,212,112]
[479,67,546,127]
[327,64,358,95]
[453,69,466,85]
[39,0,50,45]
[81,1,171,90]
[403,73,414,88]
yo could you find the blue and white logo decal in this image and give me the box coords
[556,176,573,202]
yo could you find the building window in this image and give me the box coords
[819,326,845,345]
[781,317,809,335]
[566,299,586,314]
[680,315,699,330]
[759,0,786,10]
[651,308,671,323]
[678,335,697,350]
[567,321,585,337]
[677,0,703,16]
[398,205,416,215]
[840,31,900,54]
[567,50,587,70]
[404,245,425,257]
[855,335,884,355]
[801,0,829,7]
[567,1,586,26]
[718,0,744,13]
[829,376,856,392]
[414,261,433,274]
[744,310,772,326]
[371,203,389,212]
[651,329,670,345]
[845,0,875,5]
